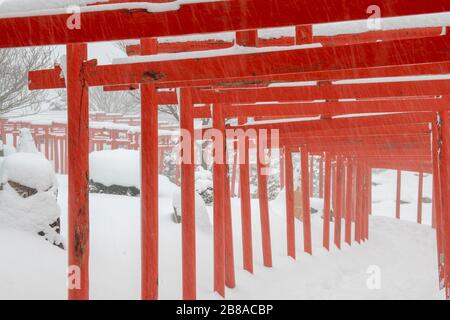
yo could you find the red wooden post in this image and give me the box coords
[285,148,296,258]
[362,163,369,241]
[331,162,337,214]
[334,156,343,249]
[212,103,226,297]
[67,43,90,300]
[345,158,353,246]
[230,142,238,197]
[323,152,332,251]
[300,147,312,255]
[257,134,273,267]
[438,111,450,299]
[396,170,402,219]
[238,118,253,273]
[309,155,314,197]
[319,155,324,199]
[180,88,196,300]
[417,172,424,224]
[432,123,445,288]
[355,161,364,244]
[224,171,236,288]
[140,83,159,300]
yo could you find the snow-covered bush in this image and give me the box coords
[89,149,181,198]
[0,152,63,248]
[89,149,140,196]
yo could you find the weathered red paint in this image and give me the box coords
[438,111,450,299]
[140,83,159,300]
[3,0,449,48]
[67,43,90,300]
[238,118,253,274]
[285,148,296,258]
[180,88,196,300]
[257,137,273,267]
[345,158,353,246]
[213,104,226,297]
[224,172,236,289]
[355,161,364,244]
[432,123,445,288]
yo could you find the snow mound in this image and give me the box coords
[0,183,61,237]
[90,149,140,188]
[172,188,212,233]
[89,149,178,198]
[0,153,57,191]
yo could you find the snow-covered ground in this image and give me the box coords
[0,169,444,300]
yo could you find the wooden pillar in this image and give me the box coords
[230,142,238,197]
[300,147,312,255]
[323,152,332,251]
[355,161,364,244]
[396,170,402,220]
[362,163,369,241]
[140,84,159,300]
[438,111,450,299]
[331,162,337,214]
[319,156,324,199]
[180,88,196,300]
[224,170,236,288]
[334,156,343,249]
[257,134,273,267]
[212,103,226,297]
[345,158,353,246]
[67,43,90,300]
[285,148,296,258]
[417,172,424,224]
[432,123,445,289]
[238,118,253,273]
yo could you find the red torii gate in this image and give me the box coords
[2,0,450,300]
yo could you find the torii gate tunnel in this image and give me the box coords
[1,0,450,300]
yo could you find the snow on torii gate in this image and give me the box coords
[1,0,450,300]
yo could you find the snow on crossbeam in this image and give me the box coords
[1,0,450,48]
